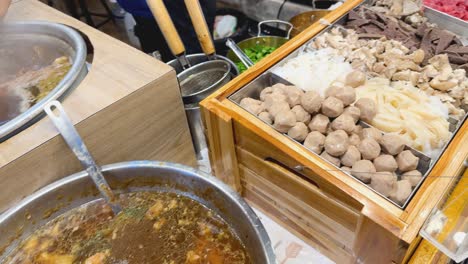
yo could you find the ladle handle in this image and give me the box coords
[146,0,185,56]
[226,38,254,68]
[44,101,121,214]
[184,0,216,58]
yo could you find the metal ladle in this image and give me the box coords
[44,100,121,214]
[226,38,254,69]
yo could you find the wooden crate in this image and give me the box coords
[200,0,468,262]
[0,1,196,212]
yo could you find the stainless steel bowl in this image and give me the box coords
[0,21,87,141]
[0,161,276,263]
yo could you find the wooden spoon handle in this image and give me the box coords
[146,0,185,56]
[184,0,215,56]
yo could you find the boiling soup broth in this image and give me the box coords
[5,192,251,264]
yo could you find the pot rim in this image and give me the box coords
[0,160,276,263]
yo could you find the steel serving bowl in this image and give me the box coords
[0,21,87,141]
[0,161,276,263]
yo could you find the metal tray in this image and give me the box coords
[0,21,88,141]
[228,3,467,209]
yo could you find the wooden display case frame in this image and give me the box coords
[200,0,468,262]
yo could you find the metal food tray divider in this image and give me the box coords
[228,1,467,209]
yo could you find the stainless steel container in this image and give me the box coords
[0,161,275,263]
[168,57,234,159]
[0,21,88,141]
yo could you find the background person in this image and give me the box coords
[116,0,216,62]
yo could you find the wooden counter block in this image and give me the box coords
[0,0,196,212]
[200,0,467,262]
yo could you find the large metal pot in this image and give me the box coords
[0,21,88,141]
[0,161,275,263]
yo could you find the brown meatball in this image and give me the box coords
[258,112,273,124]
[389,180,412,205]
[304,131,326,154]
[260,87,274,101]
[301,91,323,113]
[325,85,356,106]
[240,98,264,115]
[291,105,311,123]
[324,130,349,156]
[354,98,376,123]
[321,151,341,167]
[380,134,406,155]
[288,122,308,142]
[349,133,361,146]
[308,114,329,134]
[373,155,398,172]
[358,138,381,160]
[396,150,419,172]
[343,106,361,123]
[353,125,363,137]
[273,110,296,133]
[351,160,376,183]
[370,171,397,197]
[264,92,287,109]
[345,70,366,88]
[268,101,290,118]
[341,146,361,167]
[271,83,287,92]
[401,170,423,187]
[282,85,304,107]
[331,114,355,133]
[361,127,383,142]
[341,166,352,173]
[321,96,344,118]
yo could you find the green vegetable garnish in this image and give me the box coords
[235,45,277,73]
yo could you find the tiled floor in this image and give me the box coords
[254,209,335,264]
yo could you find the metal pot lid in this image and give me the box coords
[0,21,87,141]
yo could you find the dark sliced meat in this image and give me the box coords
[446,45,468,54]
